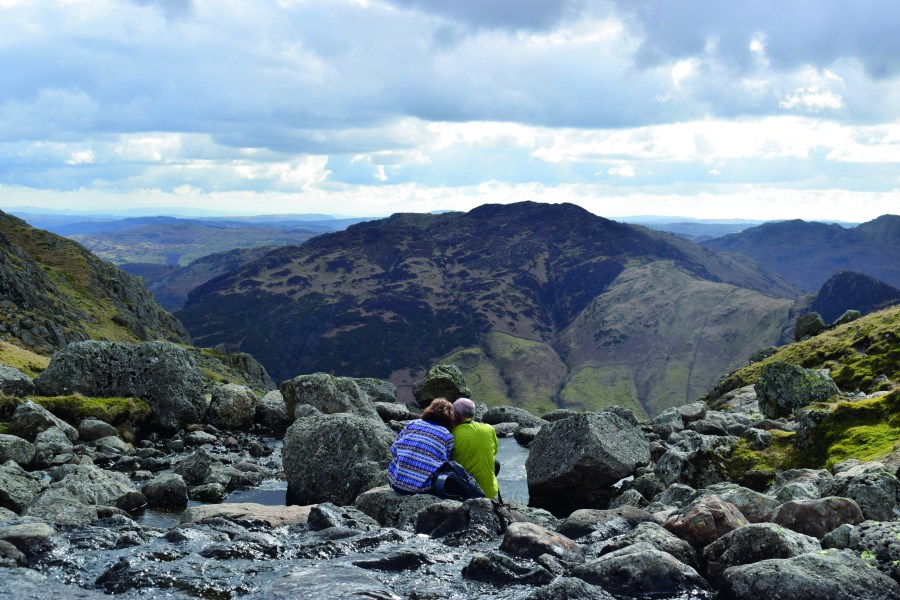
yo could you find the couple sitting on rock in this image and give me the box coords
[388,397,499,501]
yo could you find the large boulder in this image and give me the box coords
[33,341,207,432]
[280,373,378,419]
[207,383,258,430]
[255,390,292,433]
[354,378,397,403]
[0,461,47,513]
[527,413,650,515]
[6,401,78,443]
[40,463,145,513]
[0,435,36,468]
[412,364,470,408]
[754,361,840,419]
[720,549,900,600]
[794,312,827,341]
[283,413,393,506]
[824,520,900,583]
[483,406,547,429]
[354,485,454,530]
[662,495,747,549]
[500,521,584,563]
[826,461,900,521]
[0,365,34,397]
[770,496,864,539]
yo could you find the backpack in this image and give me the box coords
[431,461,485,501]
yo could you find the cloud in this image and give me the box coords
[383,0,586,31]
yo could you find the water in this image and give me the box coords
[496,437,529,504]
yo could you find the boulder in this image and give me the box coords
[527,412,649,515]
[483,406,546,429]
[823,520,900,583]
[754,361,840,419]
[33,426,74,465]
[462,551,554,586]
[720,549,900,600]
[189,483,227,503]
[141,474,189,509]
[7,400,78,443]
[770,496,864,539]
[77,418,118,442]
[283,413,393,506]
[826,461,900,521]
[374,402,416,423]
[420,497,509,545]
[0,434,36,467]
[771,468,833,502]
[654,431,735,488]
[207,383,258,430]
[499,521,584,563]
[0,365,34,397]
[255,390,291,433]
[280,373,378,419]
[556,506,660,541]
[0,521,59,562]
[590,521,698,569]
[0,461,47,513]
[662,495,748,549]
[571,543,710,598]
[833,309,862,326]
[244,565,402,600]
[698,483,779,523]
[33,340,208,432]
[354,378,397,403]
[307,502,380,532]
[181,503,312,527]
[411,364,470,408]
[40,462,146,513]
[794,312,827,341]
[173,448,214,486]
[702,522,821,586]
[23,489,99,525]
[522,577,615,600]
[354,485,455,530]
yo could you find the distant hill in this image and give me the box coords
[810,271,900,323]
[701,215,900,292]
[0,210,190,354]
[621,218,770,242]
[177,201,799,417]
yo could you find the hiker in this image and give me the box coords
[387,397,455,494]
[451,397,499,499]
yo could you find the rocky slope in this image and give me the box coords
[809,271,900,324]
[0,210,190,353]
[702,215,900,292]
[177,201,799,417]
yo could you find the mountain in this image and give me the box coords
[809,271,900,324]
[701,216,900,292]
[177,201,799,417]
[0,210,190,353]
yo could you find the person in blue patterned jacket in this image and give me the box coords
[388,397,455,494]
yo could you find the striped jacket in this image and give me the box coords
[388,419,454,493]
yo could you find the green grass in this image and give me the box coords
[442,346,510,406]
[29,394,153,428]
[0,341,50,377]
[726,430,800,480]
[560,366,649,419]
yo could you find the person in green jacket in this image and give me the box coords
[450,397,499,499]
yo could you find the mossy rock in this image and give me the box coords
[29,394,153,429]
[754,361,840,419]
[726,430,800,481]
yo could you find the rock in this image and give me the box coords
[0,461,47,513]
[33,341,208,432]
[0,365,34,397]
[702,522,821,586]
[412,364,470,408]
[207,383,258,430]
[771,468,833,502]
[720,549,900,600]
[173,448,214,486]
[823,520,900,583]
[33,426,74,466]
[462,551,554,586]
[244,565,402,600]
[181,503,312,527]
[541,409,581,422]
[770,497,864,539]
[94,435,130,454]
[352,548,433,571]
[556,506,660,540]
[355,485,455,530]
[77,418,118,442]
[500,521,584,563]
[527,412,649,515]
[492,422,519,437]
[571,543,711,598]
[826,461,900,521]
[189,483,227,502]
[591,521,698,569]
[483,406,547,429]
[748,346,779,364]
[833,309,862,326]
[0,434,36,467]
[0,565,110,600]
[307,502,381,532]
[698,483,779,523]
[609,488,647,509]
[678,402,708,423]
[794,312,827,341]
[283,413,393,506]
[280,372,378,419]
[141,474,189,509]
[513,426,540,447]
[185,430,217,446]
[654,431,735,488]
[7,400,78,443]
[37,462,144,513]
[424,497,507,545]
[24,489,99,525]
[754,361,840,419]
[600,405,640,426]
[662,495,748,549]
[255,390,291,433]
[373,402,414,423]
[523,576,615,600]
[354,378,397,403]
[655,482,698,508]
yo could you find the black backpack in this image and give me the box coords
[431,461,485,501]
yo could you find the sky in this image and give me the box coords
[1,0,899,221]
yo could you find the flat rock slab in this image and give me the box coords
[180,502,312,527]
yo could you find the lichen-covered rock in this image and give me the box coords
[483,406,546,429]
[499,521,584,563]
[699,483,780,523]
[527,412,649,515]
[702,522,821,586]
[770,496,864,539]
[280,373,378,419]
[354,378,397,403]
[354,485,455,530]
[0,365,34,397]
[823,520,900,583]
[663,495,748,549]
[0,461,47,513]
[7,400,78,443]
[77,418,118,442]
[826,461,900,521]
[794,312,827,341]
[207,383,258,430]
[590,521,698,569]
[654,430,735,488]
[556,506,660,541]
[754,361,840,419]
[0,434,36,467]
[33,341,207,432]
[141,474,189,509]
[255,390,291,433]
[720,549,900,600]
[412,364,470,408]
[283,413,392,506]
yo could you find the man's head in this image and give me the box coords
[453,397,476,424]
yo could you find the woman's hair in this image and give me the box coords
[421,397,454,429]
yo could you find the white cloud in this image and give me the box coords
[607,163,636,177]
[64,150,95,165]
